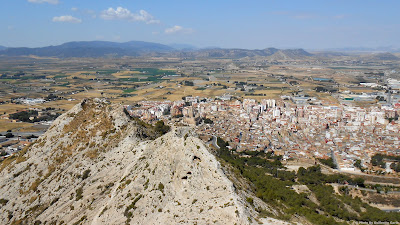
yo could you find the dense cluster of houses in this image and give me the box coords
[127,96,400,174]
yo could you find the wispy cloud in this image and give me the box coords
[70,8,96,18]
[100,7,160,24]
[165,25,194,34]
[52,15,82,24]
[28,0,59,4]
[293,13,315,20]
[270,11,316,20]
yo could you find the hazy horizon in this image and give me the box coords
[1,0,399,50]
[2,40,400,53]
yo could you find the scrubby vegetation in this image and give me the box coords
[0,198,8,206]
[158,183,164,193]
[371,153,400,172]
[391,163,400,173]
[123,107,170,139]
[154,121,170,135]
[200,117,213,124]
[215,137,400,224]
[75,187,83,201]
[124,194,143,224]
[354,159,365,171]
[0,146,29,172]
[9,110,61,123]
[318,157,337,169]
[371,154,388,168]
[81,169,91,180]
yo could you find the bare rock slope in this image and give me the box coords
[0,99,283,224]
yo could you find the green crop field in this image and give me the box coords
[123,88,137,93]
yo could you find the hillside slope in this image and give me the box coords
[0,99,283,224]
[0,41,314,59]
[361,52,399,61]
[0,41,173,58]
[268,49,313,60]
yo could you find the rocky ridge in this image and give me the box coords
[0,99,285,224]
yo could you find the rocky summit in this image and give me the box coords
[0,99,284,225]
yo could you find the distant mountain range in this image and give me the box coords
[0,41,173,58]
[0,41,314,59]
[360,52,399,61]
[166,47,313,60]
[0,40,398,60]
[169,48,279,58]
[324,46,400,53]
[168,43,197,50]
[268,49,313,60]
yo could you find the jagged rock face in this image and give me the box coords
[0,99,273,225]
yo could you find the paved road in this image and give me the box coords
[2,131,45,143]
[330,149,339,170]
[340,170,400,184]
[212,136,219,149]
[331,183,400,194]
[382,208,400,212]
[14,131,46,137]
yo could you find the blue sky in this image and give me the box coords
[1,0,399,49]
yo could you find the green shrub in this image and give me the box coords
[246,197,254,206]
[0,198,8,205]
[158,183,164,193]
[318,157,337,169]
[75,187,83,201]
[154,120,170,135]
[82,169,91,180]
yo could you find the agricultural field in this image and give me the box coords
[0,55,398,132]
